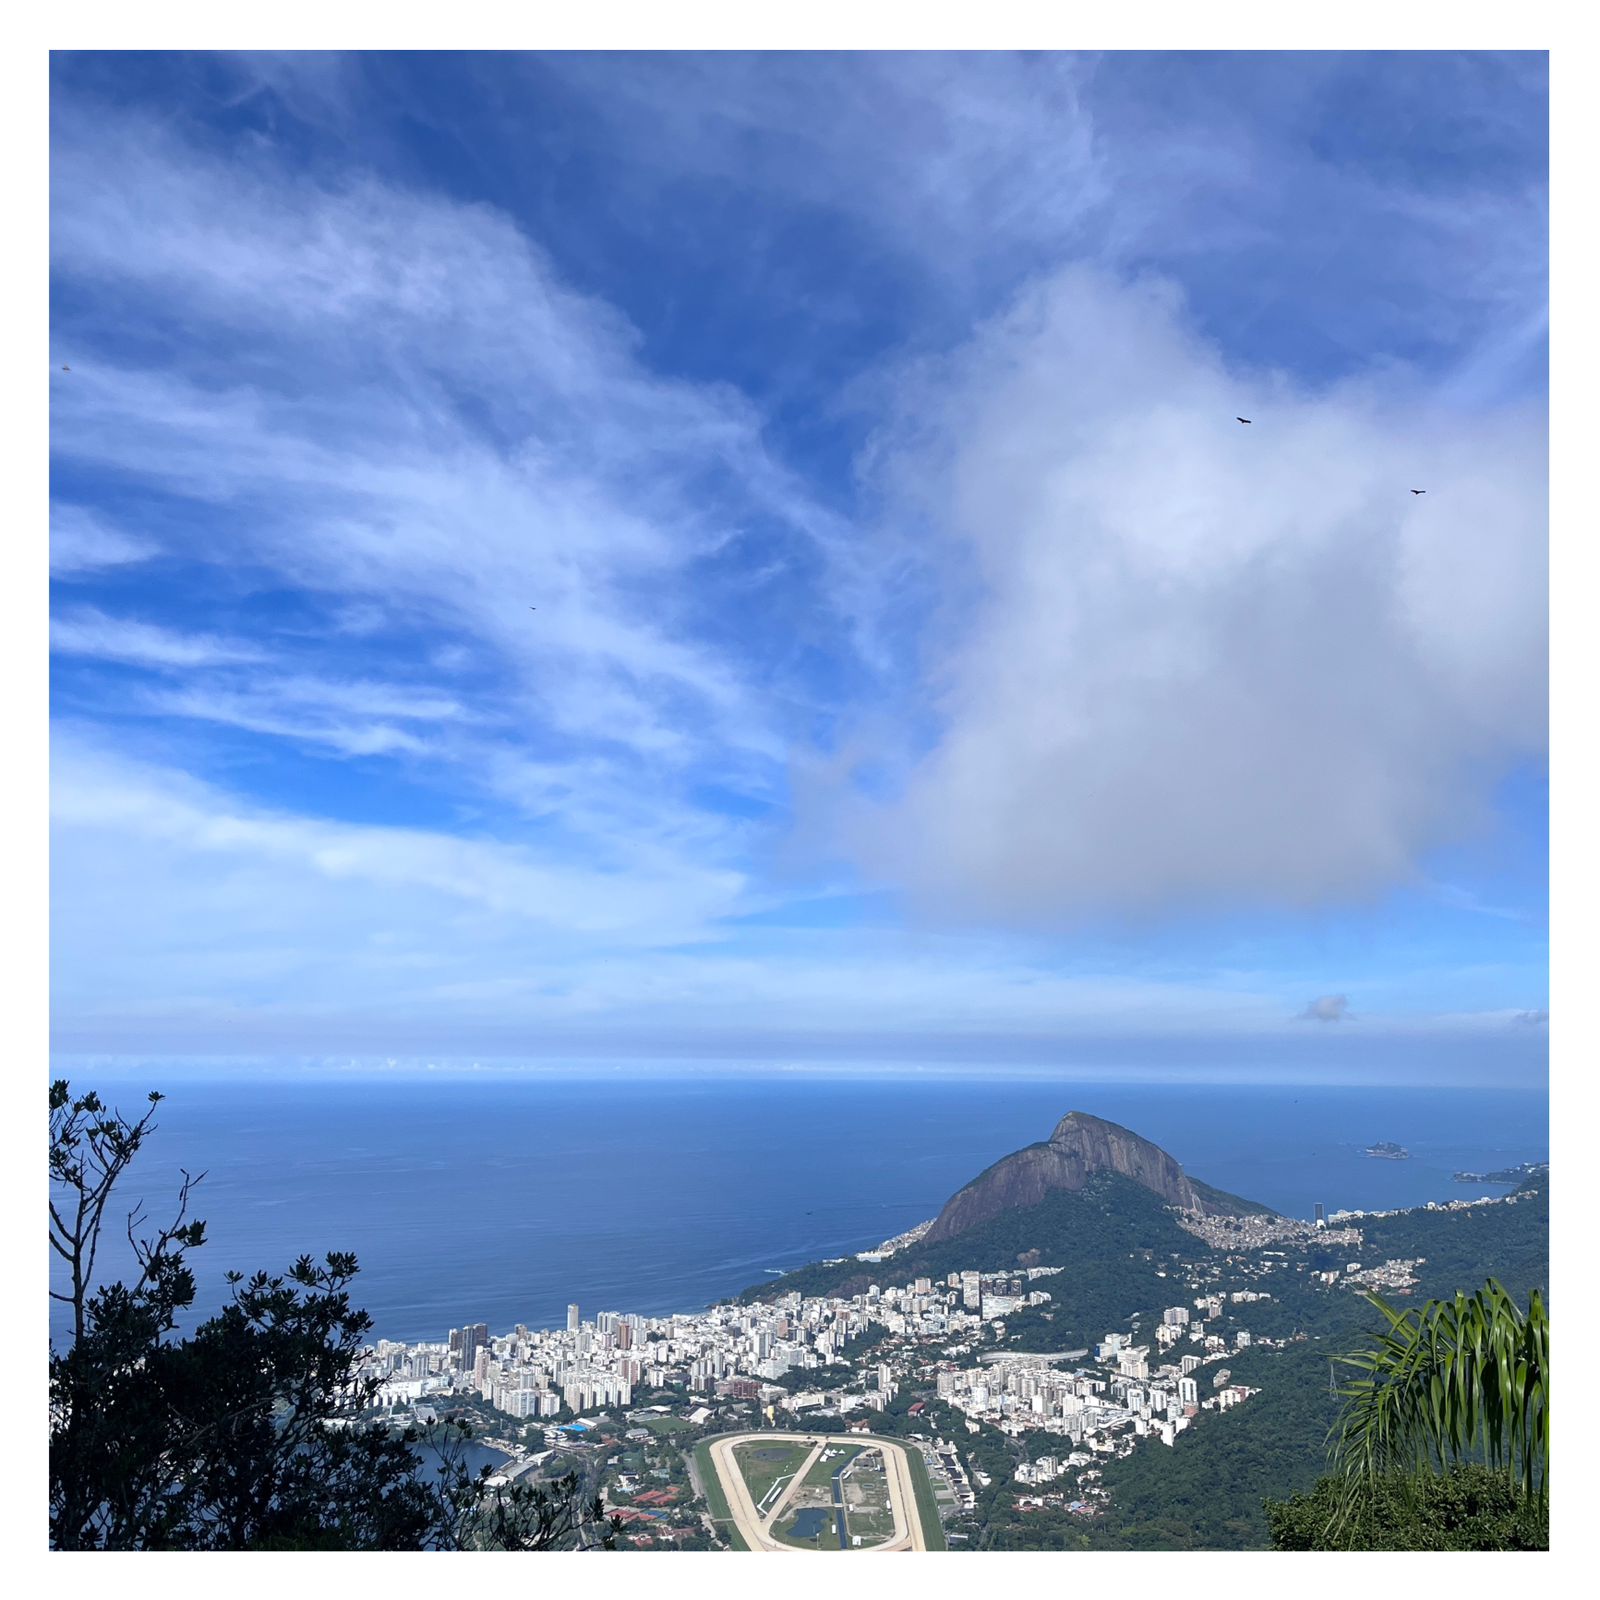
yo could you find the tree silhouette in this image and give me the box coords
[49,1079,619,1551]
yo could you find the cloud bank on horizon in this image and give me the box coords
[48,51,1549,1082]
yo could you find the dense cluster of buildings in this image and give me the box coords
[363,1297,835,1419]
[934,1302,1259,1458]
[359,1180,1535,1433]
[1328,1191,1537,1221]
[1177,1210,1361,1251]
[358,1254,1273,1516]
[1320,1256,1425,1293]
[359,1264,1071,1424]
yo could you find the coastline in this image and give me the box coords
[48,1077,1548,1350]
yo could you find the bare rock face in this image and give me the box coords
[922,1111,1225,1243]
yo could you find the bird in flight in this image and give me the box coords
[60,364,70,371]
[1236,416,1251,424]
[1410,489,1426,495]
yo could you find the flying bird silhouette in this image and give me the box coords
[1236,416,1251,424]
[1410,489,1426,495]
[61,365,70,371]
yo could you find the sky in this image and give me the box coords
[48,51,1549,1085]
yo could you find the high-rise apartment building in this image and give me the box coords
[459,1321,489,1370]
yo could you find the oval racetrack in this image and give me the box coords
[704,1431,929,1552]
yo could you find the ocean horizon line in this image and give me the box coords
[45,1057,1552,1092]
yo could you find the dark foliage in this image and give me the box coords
[1089,1344,1339,1549]
[1361,1180,1549,1310]
[839,1322,891,1360]
[1266,1464,1549,1550]
[1186,1176,1276,1216]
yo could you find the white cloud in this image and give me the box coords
[50,504,158,575]
[40,731,1287,1045]
[1297,995,1354,1023]
[50,732,748,945]
[818,267,1546,923]
[540,52,1106,289]
[128,673,476,758]
[46,102,845,779]
[44,72,1547,1072]
[531,53,1545,413]
[131,687,433,759]
[48,733,1543,1068]
[51,606,266,668]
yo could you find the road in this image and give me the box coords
[703,1432,928,1552]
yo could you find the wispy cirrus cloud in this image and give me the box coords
[47,96,871,786]
[51,606,266,668]
[50,504,159,575]
[51,730,750,945]
[524,52,1545,404]
[130,683,457,760]
[533,51,1107,292]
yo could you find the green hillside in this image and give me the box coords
[1051,1181,1547,1550]
[1187,1176,1276,1216]
[741,1171,1201,1345]
[734,1170,1548,1552]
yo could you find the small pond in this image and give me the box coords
[785,1507,835,1541]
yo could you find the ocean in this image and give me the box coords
[48,1074,1547,1348]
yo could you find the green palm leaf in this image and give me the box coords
[1326,1278,1546,1536]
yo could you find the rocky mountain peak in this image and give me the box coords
[921,1109,1251,1244]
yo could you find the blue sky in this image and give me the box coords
[48,51,1548,1084]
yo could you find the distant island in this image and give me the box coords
[1454,1160,1548,1185]
[1362,1141,1410,1160]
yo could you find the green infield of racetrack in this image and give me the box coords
[692,1439,749,1551]
[802,1440,866,1488]
[733,1439,813,1509]
[693,1434,945,1553]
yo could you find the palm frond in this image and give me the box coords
[1327,1279,1546,1525]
